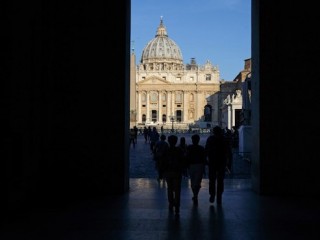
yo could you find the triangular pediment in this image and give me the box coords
[138,76,170,85]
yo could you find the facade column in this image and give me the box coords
[137,91,141,123]
[146,91,150,123]
[167,91,171,122]
[231,104,236,128]
[171,91,175,118]
[158,91,162,123]
[183,91,188,123]
[227,104,232,129]
[195,90,200,120]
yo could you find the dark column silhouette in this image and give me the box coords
[3,0,130,217]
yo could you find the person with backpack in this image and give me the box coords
[153,134,169,182]
[162,135,185,216]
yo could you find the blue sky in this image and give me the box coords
[131,0,251,81]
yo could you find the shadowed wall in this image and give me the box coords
[3,0,130,214]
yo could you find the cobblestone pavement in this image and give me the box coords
[129,133,251,179]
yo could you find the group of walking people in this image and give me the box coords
[153,125,232,216]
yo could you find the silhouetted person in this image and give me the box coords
[186,134,206,205]
[205,126,229,205]
[149,127,160,153]
[178,136,188,178]
[133,126,138,143]
[147,126,152,143]
[162,135,184,215]
[153,134,169,182]
[129,128,136,148]
[143,126,148,143]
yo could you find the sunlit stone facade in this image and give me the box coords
[130,18,222,130]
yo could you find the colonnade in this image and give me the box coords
[136,90,200,124]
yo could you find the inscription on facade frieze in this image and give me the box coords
[150,103,158,108]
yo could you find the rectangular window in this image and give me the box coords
[206,74,211,81]
[151,110,157,122]
[176,110,182,122]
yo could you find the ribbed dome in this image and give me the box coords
[140,18,183,64]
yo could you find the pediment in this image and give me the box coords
[138,76,170,85]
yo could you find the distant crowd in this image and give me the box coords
[129,125,239,216]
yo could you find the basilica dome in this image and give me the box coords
[140,18,183,65]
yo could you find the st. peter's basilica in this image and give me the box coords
[130,18,251,131]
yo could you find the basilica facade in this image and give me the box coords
[130,18,224,130]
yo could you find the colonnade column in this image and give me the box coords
[231,106,236,129]
[227,105,232,129]
[158,92,162,123]
[171,91,175,118]
[183,91,188,123]
[146,91,150,123]
[167,91,171,122]
[137,91,141,123]
[195,90,200,120]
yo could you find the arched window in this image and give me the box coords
[162,114,167,122]
[142,114,146,123]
